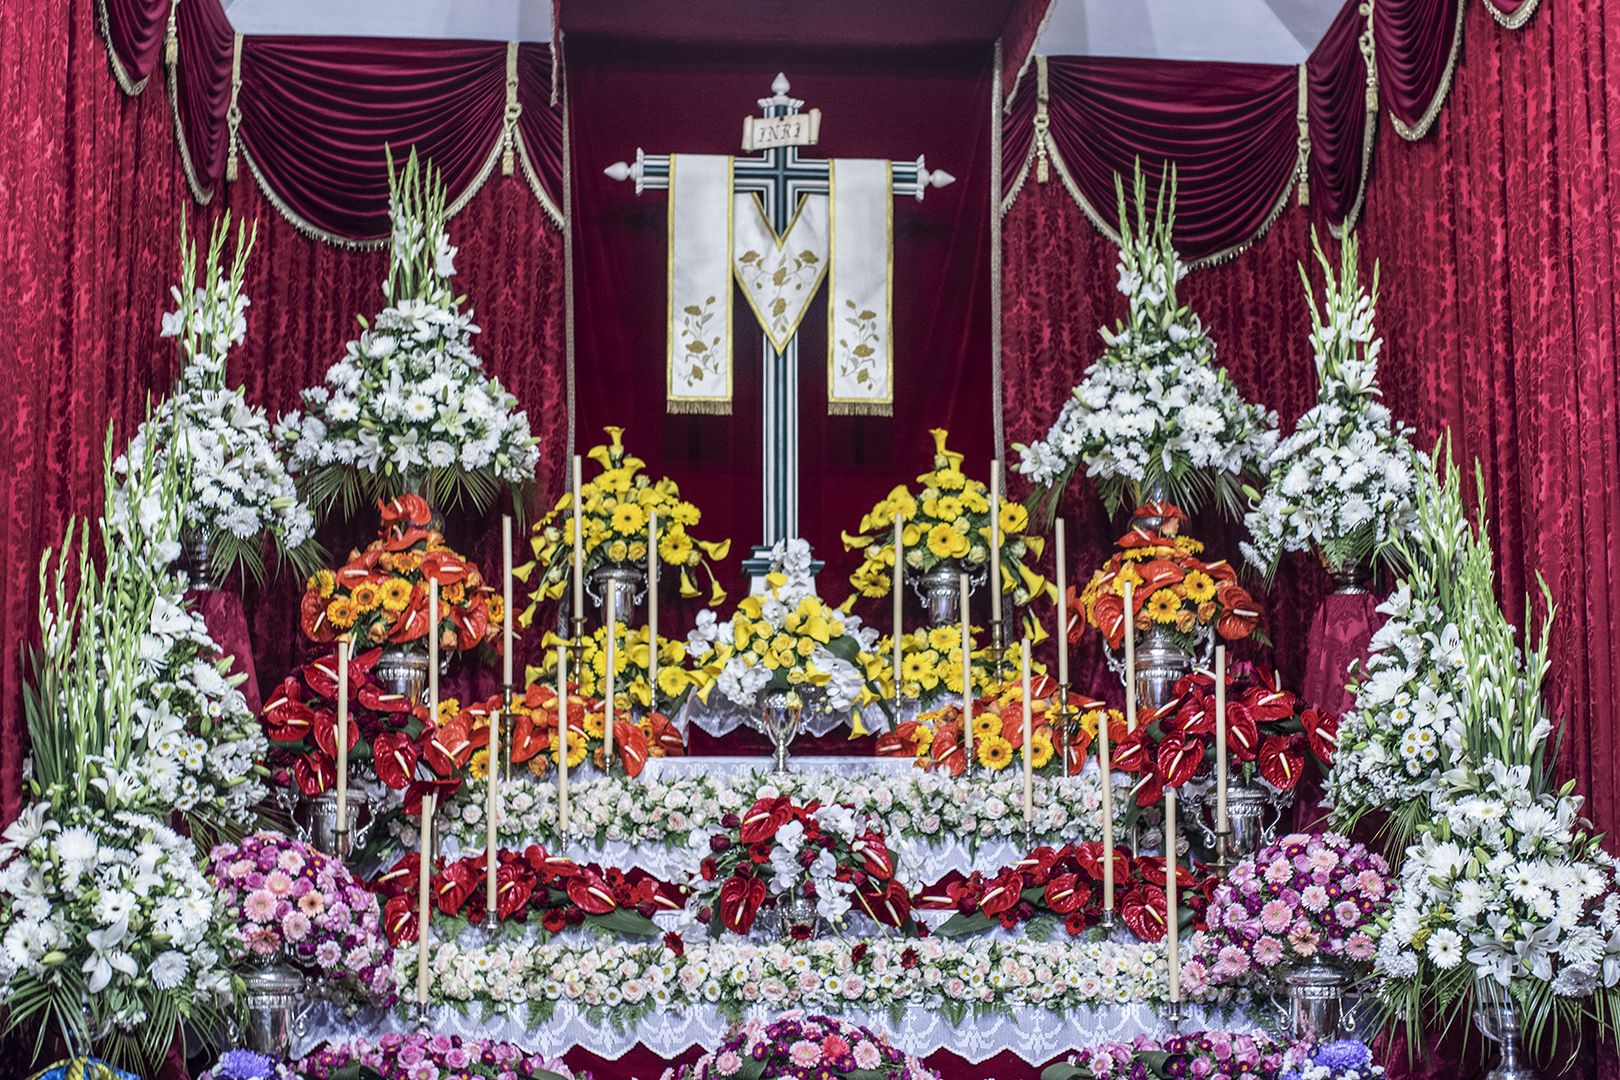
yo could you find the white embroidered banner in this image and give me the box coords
[667,154,734,413]
[828,159,894,415]
[732,192,828,353]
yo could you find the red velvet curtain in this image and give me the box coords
[1375,0,1466,137]
[1306,0,1376,229]
[565,39,995,596]
[0,0,567,824]
[97,0,169,92]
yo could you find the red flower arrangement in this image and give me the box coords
[261,647,470,796]
[1071,505,1262,656]
[690,798,913,938]
[300,494,500,653]
[1106,663,1337,807]
[371,845,672,944]
[918,842,1216,944]
[494,683,686,780]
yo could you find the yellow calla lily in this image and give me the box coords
[512,560,536,584]
[698,538,731,561]
[679,567,700,598]
[842,530,875,551]
[708,577,727,607]
[1025,534,1046,559]
[849,711,870,738]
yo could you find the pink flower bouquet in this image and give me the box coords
[1041,1030,1300,1080]
[207,832,395,1005]
[664,1013,942,1080]
[296,1034,583,1080]
[1184,831,1390,993]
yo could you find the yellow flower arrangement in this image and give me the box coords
[526,622,693,715]
[517,426,732,623]
[843,428,1051,618]
[862,627,1039,704]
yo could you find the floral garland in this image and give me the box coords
[1242,232,1417,579]
[372,846,664,945]
[689,798,910,936]
[426,770,1126,864]
[293,1035,583,1080]
[1016,168,1277,521]
[664,1013,942,1080]
[1072,507,1261,658]
[115,215,319,585]
[1186,832,1389,995]
[276,150,538,516]
[520,426,731,615]
[207,832,395,1005]
[921,844,1212,946]
[844,429,1048,615]
[395,935,1181,1020]
[1041,1030,1307,1080]
[0,806,234,1070]
[686,539,878,717]
[301,494,499,652]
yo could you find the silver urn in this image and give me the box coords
[1284,960,1352,1045]
[1475,979,1538,1080]
[238,961,309,1059]
[373,644,430,704]
[177,527,215,589]
[1190,776,1291,863]
[588,562,647,625]
[774,887,822,941]
[912,559,975,626]
[292,788,374,860]
[755,689,805,774]
[1107,623,1210,715]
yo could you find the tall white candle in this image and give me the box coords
[571,455,585,622]
[556,643,570,831]
[989,461,1003,623]
[485,703,500,919]
[1021,639,1034,823]
[648,512,659,708]
[502,516,514,687]
[416,792,435,1007]
[1166,788,1180,1003]
[335,636,350,841]
[1123,580,1137,732]
[959,573,974,767]
[1215,645,1229,835]
[892,517,904,701]
[1054,519,1068,686]
[428,580,440,721]
[604,588,616,770]
[1098,705,1116,914]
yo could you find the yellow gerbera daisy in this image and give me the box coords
[933,495,963,521]
[977,733,1014,770]
[310,569,337,599]
[927,522,969,560]
[380,578,413,612]
[1030,730,1055,770]
[1146,589,1182,624]
[998,502,1028,535]
[611,502,646,534]
[972,711,1001,740]
[467,748,489,781]
[351,582,382,612]
[1182,570,1217,604]
[582,710,605,738]
[326,597,357,629]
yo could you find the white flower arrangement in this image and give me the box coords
[685,539,878,717]
[115,216,318,586]
[0,805,234,1070]
[423,769,1125,877]
[276,149,539,516]
[1016,168,1277,520]
[395,935,1179,1021]
[1242,232,1417,578]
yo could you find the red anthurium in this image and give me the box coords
[855,879,911,927]
[300,590,333,642]
[1257,733,1307,792]
[566,873,619,915]
[311,708,358,760]
[1092,591,1126,650]
[1155,735,1205,789]
[1216,583,1261,640]
[1110,731,1153,774]
[419,551,471,588]
[380,493,433,529]
[293,752,335,796]
[265,697,315,743]
[387,592,430,644]
[1175,691,1215,737]
[1223,701,1260,762]
[507,711,548,765]
[647,712,686,757]
[1120,883,1168,942]
[718,875,768,935]
[374,854,420,898]
[615,721,650,778]
[523,846,583,881]
[451,604,488,652]
[358,683,412,713]
[1301,708,1338,766]
[495,863,536,920]
[402,778,461,816]
[1072,843,1133,886]
[740,797,793,844]
[382,895,418,945]
[1138,560,1186,592]
[1134,771,1163,809]
[435,859,480,916]
[1043,873,1084,916]
[372,732,421,789]
[1241,684,1296,724]
[978,870,1026,917]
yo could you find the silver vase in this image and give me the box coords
[1475,981,1538,1080]
[292,788,374,859]
[587,562,647,625]
[1190,777,1290,862]
[755,689,804,774]
[373,644,430,704]
[1284,960,1351,1045]
[1127,478,1174,532]
[1315,547,1372,596]
[775,887,822,940]
[178,527,214,588]
[239,961,308,1059]
[912,559,975,626]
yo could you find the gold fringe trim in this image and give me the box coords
[95,0,154,96]
[667,399,733,415]
[1002,0,1058,112]
[240,146,378,249]
[164,8,216,206]
[1483,0,1541,29]
[501,41,520,176]
[225,32,243,182]
[1390,0,1465,140]
[1295,64,1311,206]
[828,402,893,417]
[515,126,566,229]
[1331,2,1379,238]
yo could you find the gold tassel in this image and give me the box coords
[502,41,521,177]
[164,0,179,67]
[1296,64,1311,206]
[225,31,243,183]
[1034,56,1051,185]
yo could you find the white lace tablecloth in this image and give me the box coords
[296,999,1246,1068]
[639,756,917,780]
